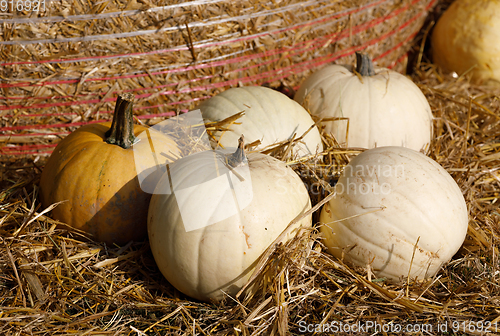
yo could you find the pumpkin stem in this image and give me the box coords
[105,93,136,149]
[226,135,247,168]
[355,52,376,76]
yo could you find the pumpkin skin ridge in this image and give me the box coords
[49,124,112,177]
[394,74,434,146]
[240,87,294,146]
[386,187,446,248]
[324,72,368,145]
[75,144,111,235]
[387,163,448,244]
[49,138,143,242]
[203,88,269,148]
[43,130,115,232]
[196,211,206,297]
[368,69,399,146]
[93,148,112,229]
[336,75,354,142]
[323,195,448,281]
[366,75,375,147]
[150,151,251,299]
[316,68,350,118]
[388,149,468,247]
[199,174,248,298]
[336,72,364,145]
[330,167,412,246]
[153,194,254,300]
[326,201,412,253]
[258,87,315,148]
[93,149,144,242]
[199,204,253,299]
[325,215,437,277]
[367,70,424,148]
[300,66,354,116]
[324,191,442,268]
[301,67,370,146]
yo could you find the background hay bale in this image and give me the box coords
[2,1,500,335]
[1,0,435,156]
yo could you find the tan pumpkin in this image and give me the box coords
[432,0,500,84]
[40,94,180,245]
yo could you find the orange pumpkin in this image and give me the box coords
[40,93,179,245]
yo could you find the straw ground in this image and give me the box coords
[1,56,500,335]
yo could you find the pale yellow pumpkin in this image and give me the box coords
[148,139,312,301]
[432,0,500,84]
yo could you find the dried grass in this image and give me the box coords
[2,0,500,335]
[1,61,500,335]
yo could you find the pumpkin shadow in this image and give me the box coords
[110,240,196,302]
[54,163,312,305]
[65,175,219,303]
[101,239,239,306]
[76,175,152,246]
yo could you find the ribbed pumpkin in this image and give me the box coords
[294,53,433,151]
[40,94,180,245]
[198,86,323,158]
[148,137,312,302]
[320,146,468,282]
[432,0,500,84]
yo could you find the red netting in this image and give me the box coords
[0,0,436,156]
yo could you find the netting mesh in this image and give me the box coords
[0,0,436,156]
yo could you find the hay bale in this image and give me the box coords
[1,0,436,156]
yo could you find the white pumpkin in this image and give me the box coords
[148,139,312,302]
[294,53,433,151]
[432,0,500,84]
[198,86,323,158]
[320,146,468,282]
